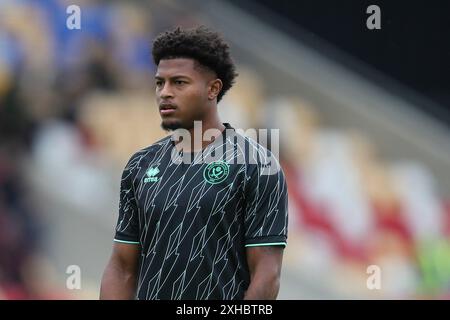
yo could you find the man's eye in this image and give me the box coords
[175,80,185,85]
[156,81,163,87]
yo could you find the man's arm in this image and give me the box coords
[100,242,140,299]
[244,246,284,300]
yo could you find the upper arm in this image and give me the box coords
[101,242,140,299]
[109,242,140,273]
[246,246,284,280]
[108,156,141,273]
[115,158,140,243]
[244,148,289,248]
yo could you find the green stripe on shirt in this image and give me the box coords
[114,239,140,245]
[245,242,287,248]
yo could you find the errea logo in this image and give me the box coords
[144,167,160,183]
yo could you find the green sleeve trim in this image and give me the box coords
[114,239,140,245]
[245,242,287,248]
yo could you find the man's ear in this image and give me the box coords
[208,79,223,101]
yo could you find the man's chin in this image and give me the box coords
[161,120,183,131]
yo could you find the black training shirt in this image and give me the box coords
[114,123,288,300]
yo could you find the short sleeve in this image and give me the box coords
[114,159,140,245]
[244,158,289,248]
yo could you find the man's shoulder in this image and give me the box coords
[229,130,283,177]
[124,135,172,170]
[230,130,268,149]
[232,131,277,160]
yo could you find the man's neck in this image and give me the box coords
[175,118,225,152]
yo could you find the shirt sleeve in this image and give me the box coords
[114,158,140,245]
[244,156,289,248]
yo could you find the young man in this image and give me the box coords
[100,26,288,300]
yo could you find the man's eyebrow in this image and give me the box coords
[155,75,191,80]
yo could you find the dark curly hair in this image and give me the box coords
[152,26,238,102]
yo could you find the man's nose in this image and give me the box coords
[159,83,174,99]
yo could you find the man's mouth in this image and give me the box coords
[159,103,177,115]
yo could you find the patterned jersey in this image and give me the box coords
[114,123,288,300]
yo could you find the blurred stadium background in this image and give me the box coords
[1,0,449,299]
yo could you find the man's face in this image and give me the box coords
[155,58,213,131]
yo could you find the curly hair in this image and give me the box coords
[152,26,238,102]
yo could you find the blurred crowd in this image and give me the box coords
[1,0,450,299]
[0,0,167,298]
